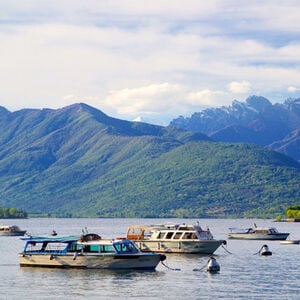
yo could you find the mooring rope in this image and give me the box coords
[192,263,207,272]
[253,245,266,255]
[161,260,181,271]
[222,244,233,254]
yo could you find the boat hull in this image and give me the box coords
[227,233,289,240]
[19,253,162,270]
[0,231,26,236]
[280,240,300,245]
[134,240,224,254]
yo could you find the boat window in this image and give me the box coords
[25,242,43,252]
[157,232,165,239]
[182,232,193,239]
[182,233,196,239]
[25,241,68,253]
[114,241,139,254]
[174,232,183,239]
[165,232,174,239]
[128,228,142,235]
[69,244,83,252]
[99,245,115,253]
[86,245,100,253]
[269,228,278,234]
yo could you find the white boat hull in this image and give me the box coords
[135,240,224,254]
[0,231,26,236]
[19,253,163,270]
[227,233,289,240]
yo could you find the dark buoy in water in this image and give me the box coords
[260,244,272,256]
[51,230,57,236]
[206,256,220,272]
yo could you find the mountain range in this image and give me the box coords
[0,102,299,218]
[170,96,300,161]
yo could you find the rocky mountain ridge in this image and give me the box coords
[170,96,300,161]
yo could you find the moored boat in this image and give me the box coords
[126,223,226,254]
[19,233,166,270]
[227,224,289,240]
[0,225,26,236]
[280,239,300,245]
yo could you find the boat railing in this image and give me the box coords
[23,248,69,255]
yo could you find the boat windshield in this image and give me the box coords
[268,227,279,234]
[24,241,71,254]
[114,240,140,254]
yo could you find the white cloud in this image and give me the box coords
[103,83,182,116]
[287,86,299,92]
[187,89,225,107]
[0,1,300,122]
[227,81,252,94]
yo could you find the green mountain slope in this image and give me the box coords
[0,103,299,218]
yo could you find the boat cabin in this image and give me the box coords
[20,236,79,255]
[127,223,214,241]
[0,225,22,232]
[21,234,141,256]
[77,238,141,255]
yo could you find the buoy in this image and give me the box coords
[206,256,220,272]
[260,244,272,256]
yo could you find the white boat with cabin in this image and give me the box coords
[126,223,226,254]
[227,224,289,240]
[0,225,26,236]
[19,233,166,270]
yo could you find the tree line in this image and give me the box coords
[286,205,300,219]
[0,206,28,218]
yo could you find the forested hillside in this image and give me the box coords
[0,103,299,218]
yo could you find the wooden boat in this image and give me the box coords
[227,224,289,240]
[126,223,226,254]
[19,233,166,270]
[0,225,26,236]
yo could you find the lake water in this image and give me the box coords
[0,218,299,299]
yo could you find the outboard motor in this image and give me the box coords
[260,244,272,256]
[206,256,220,272]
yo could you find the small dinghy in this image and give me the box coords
[280,240,300,245]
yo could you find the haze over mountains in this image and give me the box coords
[171,96,300,161]
[0,102,299,218]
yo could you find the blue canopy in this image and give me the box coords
[21,235,79,243]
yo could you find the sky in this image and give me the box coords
[1,0,300,125]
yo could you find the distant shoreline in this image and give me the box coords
[275,218,300,222]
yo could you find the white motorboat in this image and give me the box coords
[227,224,289,240]
[19,233,166,270]
[126,223,226,254]
[0,225,26,236]
[280,239,300,245]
